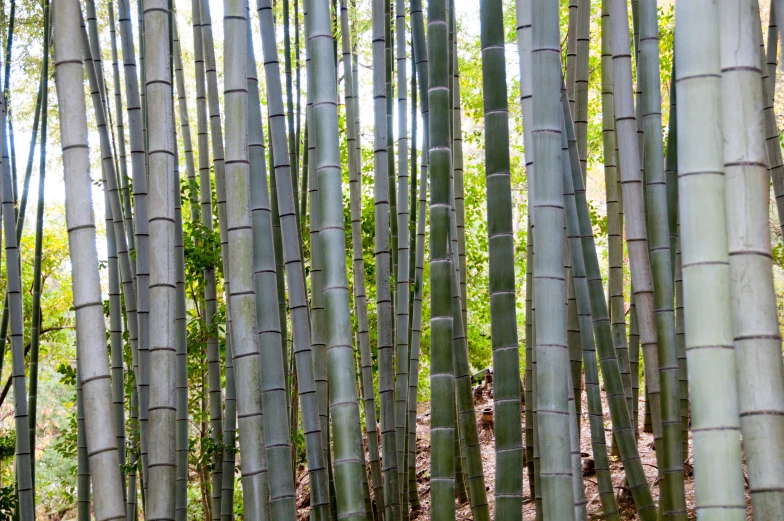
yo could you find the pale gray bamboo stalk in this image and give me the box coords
[675,0,747,517]
[108,0,135,256]
[142,0,177,516]
[720,1,784,516]
[340,1,386,515]
[256,1,331,517]
[116,0,149,485]
[608,0,663,457]
[761,5,784,239]
[197,1,227,511]
[53,1,127,516]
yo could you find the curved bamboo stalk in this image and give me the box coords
[560,102,620,521]
[340,2,386,516]
[372,0,402,515]
[27,0,51,493]
[674,0,746,516]
[306,0,367,518]
[720,0,784,516]
[256,1,331,517]
[608,0,663,461]
[247,19,298,521]
[599,0,631,421]
[480,2,524,518]
[560,91,658,521]
[53,1,127,516]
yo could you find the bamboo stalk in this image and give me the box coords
[720,0,784,516]
[674,0,746,516]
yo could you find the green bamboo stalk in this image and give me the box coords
[664,70,688,462]
[674,0,746,516]
[116,0,146,417]
[27,0,50,494]
[53,1,128,515]
[109,0,135,259]
[387,0,397,285]
[530,0,573,514]
[256,1,331,517]
[566,0,577,112]
[600,0,632,420]
[560,100,620,521]
[247,19,299,521]
[222,1,271,514]
[638,0,686,513]
[104,175,126,506]
[340,2,386,516]
[427,0,455,516]
[394,0,411,507]
[197,1,228,512]
[408,9,428,507]
[304,18,333,508]
[284,0,301,234]
[763,8,784,241]
[720,1,784,516]
[127,390,139,521]
[479,2,524,518]
[76,364,90,521]
[306,0,367,518]
[608,0,664,462]
[560,91,658,521]
[372,0,402,515]
[629,300,640,436]
[767,5,778,90]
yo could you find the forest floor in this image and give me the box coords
[294,384,731,520]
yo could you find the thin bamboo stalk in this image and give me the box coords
[372,0,402,515]
[256,1,331,517]
[76,364,90,521]
[560,91,658,521]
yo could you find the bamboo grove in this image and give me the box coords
[0,0,779,517]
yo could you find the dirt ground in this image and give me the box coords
[295,388,753,520]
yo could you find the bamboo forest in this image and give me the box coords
[0,0,781,517]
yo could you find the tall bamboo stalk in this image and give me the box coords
[340,1,386,516]
[256,1,331,516]
[306,0,367,518]
[427,0,455,516]
[372,0,402,515]
[27,0,50,493]
[720,0,784,516]
[674,0,746,517]
[608,0,664,460]
[530,0,573,513]
[144,0,177,513]
[479,1,524,518]
[560,92,658,521]
[394,0,411,505]
[247,17,298,521]
[560,96,620,521]
[284,0,300,232]
[53,1,127,516]
[76,364,90,521]
[638,0,686,513]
